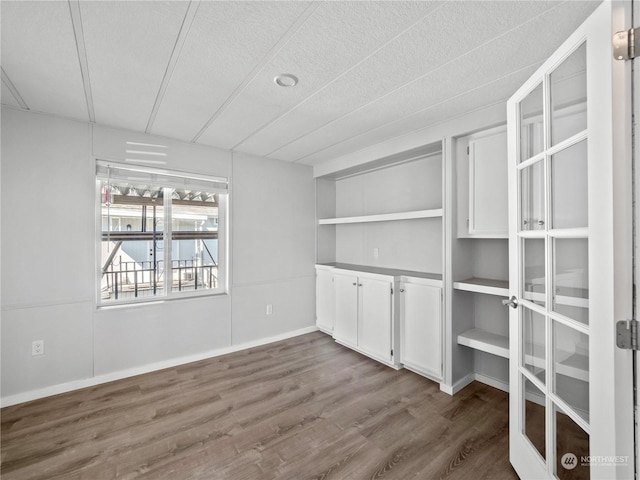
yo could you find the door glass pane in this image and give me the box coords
[520,160,545,231]
[553,238,589,326]
[523,238,545,307]
[523,376,546,461]
[553,320,589,422]
[551,43,587,146]
[555,404,590,479]
[523,307,546,382]
[551,140,588,229]
[520,82,544,161]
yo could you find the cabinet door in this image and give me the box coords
[400,282,442,379]
[333,273,358,348]
[358,277,392,362]
[469,129,508,237]
[315,269,334,333]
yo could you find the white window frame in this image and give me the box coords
[95,160,228,307]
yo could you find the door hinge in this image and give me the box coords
[613,28,640,60]
[391,349,394,357]
[616,320,639,350]
[391,287,394,295]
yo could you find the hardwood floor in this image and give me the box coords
[1,331,518,479]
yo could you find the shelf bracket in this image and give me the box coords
[616,320,638,350]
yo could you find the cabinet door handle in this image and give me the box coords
[352,282,357,286]
[358,283,363,287]
[400,289,405,293]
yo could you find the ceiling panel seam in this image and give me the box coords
[292,60,541,165]
[266,0,566,160]
[190,1,320,144]
[145,1,200,134]
[1,67,29,110]
[229,2,448,151]
[68,0,95,123]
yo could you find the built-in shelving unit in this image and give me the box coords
[315,141,446,388]
[450,126,511,393]
[316,142,444,274]
[318,208,442,225]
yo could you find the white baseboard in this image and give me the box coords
[439,371,510,396]
[1,326,319,408]
[439,372,476,395]
[473,372,509,393]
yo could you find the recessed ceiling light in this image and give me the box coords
[274,74,298,87]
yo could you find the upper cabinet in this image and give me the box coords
[457,126,508,238]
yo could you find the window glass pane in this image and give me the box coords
[523,376,546,461]
[555,404,590,479]
[553,321,589,423]
[551,43,587,147]
[551,140,588,230]
[523,307,546,383]
[171,191,219,293]
[520,82,544,161]
[100,180,165,302]
[520,160,545,231]
[523,238,545,307]
[553,238,589,326]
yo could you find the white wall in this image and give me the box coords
[2,111,95,396]
[230,151,316,344]
[0,108,316,403]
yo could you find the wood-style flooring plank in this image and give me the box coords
[1,331,518,479]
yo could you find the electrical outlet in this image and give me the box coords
[32,340,44,356]
[266,304,273,315]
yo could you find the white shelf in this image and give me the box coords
[453,277,509,297]
[458,328,588,382]
[457,328,509,358]
[318,208,442,225]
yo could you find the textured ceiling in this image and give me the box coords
[1,0,601,166]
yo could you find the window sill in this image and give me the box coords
[96,289,228,310]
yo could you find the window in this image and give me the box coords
[96,161,227,305]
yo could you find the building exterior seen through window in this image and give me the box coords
[97,162,227,305]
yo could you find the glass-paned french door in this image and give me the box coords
[518,38,590,479]
[507,2,635,479]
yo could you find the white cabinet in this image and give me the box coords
[358,277,393,363]
[315,267,335,334]
[318,265,444,373]
[333,272,359,349]
[463,127,509,238]
[400,279,443,381]
[331,268,398,367]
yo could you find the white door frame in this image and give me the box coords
[507,2,635,478]
[633,0,640,474]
